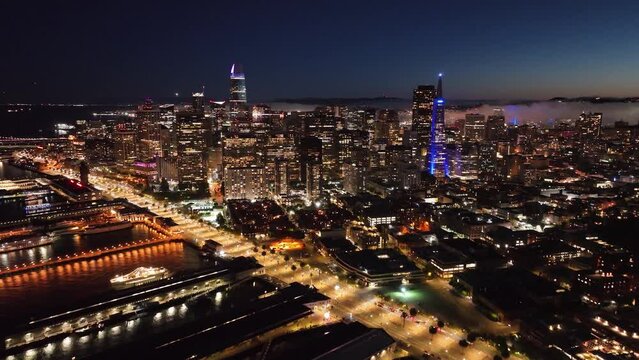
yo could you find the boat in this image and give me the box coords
[48,226,81,236]
[0,235,53,254]
[83,221,133,235]
[110,266,171,289]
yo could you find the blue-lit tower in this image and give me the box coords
[428,74,448,177]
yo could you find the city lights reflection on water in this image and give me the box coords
[0,236,204,326]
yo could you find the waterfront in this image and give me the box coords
[0,241,205,324]
[0,224,155,267]
[0,163,205,324]
[4,277,277,360]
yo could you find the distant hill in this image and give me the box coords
[549,96,639,104]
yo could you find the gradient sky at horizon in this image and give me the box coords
[2,0,639,103]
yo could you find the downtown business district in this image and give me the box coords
[1,64,639,360]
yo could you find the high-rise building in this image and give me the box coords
[305,112,338,180]
[428,74,448,177]
[176,111,208,190]
[478,142,499,182]
[136,99,162,160]
[343,161,366,194]
[265,132,297,197]
[486,110,507,141]
[84,138,114,165]
[463,113,486,142]
[136,98,161,141]
[576,112,603,140]
[300,136,322,200]
[337,129,368,178]
[411,85,436,168]
[223,166,266,200]
[192,91,205,112]
[113,123,137,165]
[229,64,249,131]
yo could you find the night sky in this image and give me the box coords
[2,0,639,103]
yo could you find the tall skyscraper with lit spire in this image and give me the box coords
[428,74,448,177]
[229,63,249,131]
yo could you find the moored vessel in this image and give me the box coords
[83,221,133,235]
[110,266,171,289]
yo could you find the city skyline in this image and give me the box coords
[3,0,639,102]
[2,2,639,360]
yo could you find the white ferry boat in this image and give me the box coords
[83,221,133,235]
[110,266,171,289]
[48,226,81,236]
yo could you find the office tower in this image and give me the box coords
[374,109,393,143]
[265,132,297,197]
[478,142,499,182]
[159,125,174,158]
[463,113,486,142]
[79,161,90,186]
[304,111,338,180]
[486,110,507,141]
[229,63,249,131]
[576,112,603,140]
[411,84,436,168]
[136,98,161,141]
[84,138,114,165]
[192,91,205,112]
[343,161,366,194]
[222,133,260,168]
[363,108,377,146]
[300,136,322,200]
[136,99,161,160]
[175,111,208,190]
[222,133,262,199]
[223,166,266,200]
[113,123,137,165]
[337,129,368,178]
[449,143,479,179]
[428,74,448,177]
[398,162,421,190]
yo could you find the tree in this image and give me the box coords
[467,332,478,343]
[493,356,502,360]
[291,265,297,271]
[437,319,445,328]
[252,247,259,253]
[261,244,267,250]
[160,178,169,192]
[216,213,226,227]
[409,307,417,317]
[458,339,469,347]
[428,326,438,335]
[401,311,408,327]
[270,248,276,255]
[284,255,290,262]
[261,251,267,257]
[500,350,510,359]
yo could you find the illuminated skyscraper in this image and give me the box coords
[176,110,207,190]
[113,123,137,165]
[428,74,448,177]
[136,98,161,159]
[463,113,486,142]
[411,84,435,167]
[229,63,249,131]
